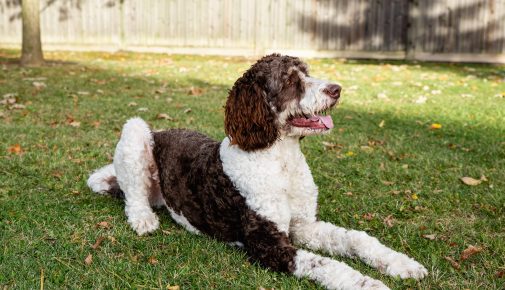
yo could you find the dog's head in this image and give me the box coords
[225,54,341,151]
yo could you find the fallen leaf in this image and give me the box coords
[183,108,192,114]
[496,269,505,278]
[378,120,385,128]
[422,234,436,240]
[360,145,373,152]
[460,176,484,186]
[91,236,105,250]
[167,286,180,290]
[383,215,394,227]
[148,256,158,265]
[137,107,149,112]
[156,113,174,121]
[188,87,203,96]
[362,213,374,221]
[444,256,460,270]
[460,245,483,261]
[321,141,341,149]
[51,171,63,179]
[11,104,26,110]
[107,236,117,244]
[377,92,388,100]
[1,93,17,105]
[96,221,111,229]
[343,191,353,196]
[69,121,81,127]
[84,254,93,265]
[430,123,442,129]
[415,96,428,104]
[128,102,138,107]
[92,121,101,128]
[77,91,90,95]
[32,81,46,89]
[7,144,23,155]
[382,181,394,186]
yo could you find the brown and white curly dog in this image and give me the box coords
[88,54,427,290]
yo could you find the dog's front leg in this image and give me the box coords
[290,221,428,280]
[242,210,389,290]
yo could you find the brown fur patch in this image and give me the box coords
[225,54,309,151]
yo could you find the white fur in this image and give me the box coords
[113,117,160,235]
[87,163,115,194]
[228,241,245,248]
[279,74,339,137]
[220,136,317,234]
[291,221,428,279]
[168,208,201,234]
[294,249,390,290]
[221,133,427,288]
[299,76,337,115]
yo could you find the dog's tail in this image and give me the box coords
[87,164,125,199]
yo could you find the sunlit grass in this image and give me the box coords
[1,49,504,289]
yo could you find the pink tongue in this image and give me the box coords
[290,115,334,129]
[319,115,334,129]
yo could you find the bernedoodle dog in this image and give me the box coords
[87,54,427,289]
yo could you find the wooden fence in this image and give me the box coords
[1,0,504,63]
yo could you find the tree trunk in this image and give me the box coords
[20,0,44,67]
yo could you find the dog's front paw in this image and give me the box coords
[127,210,160,235]
[383,254,428,280]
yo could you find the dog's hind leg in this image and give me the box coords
[113,117,162,235]
[242,209,388,290]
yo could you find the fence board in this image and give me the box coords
[0,0,504,62]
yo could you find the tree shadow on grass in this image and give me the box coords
[335,58,505,81]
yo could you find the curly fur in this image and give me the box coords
[87,54,427,290]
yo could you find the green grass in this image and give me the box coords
[1,49,504,289]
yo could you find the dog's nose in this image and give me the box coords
[323,84,342,99]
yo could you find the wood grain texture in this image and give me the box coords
[0,0,504,61]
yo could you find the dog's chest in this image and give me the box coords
[220,137,317,232]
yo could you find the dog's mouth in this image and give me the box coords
[287,111,334,130]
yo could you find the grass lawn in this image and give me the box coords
[1,49,504,289]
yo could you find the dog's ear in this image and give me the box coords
[225,81,278,151]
